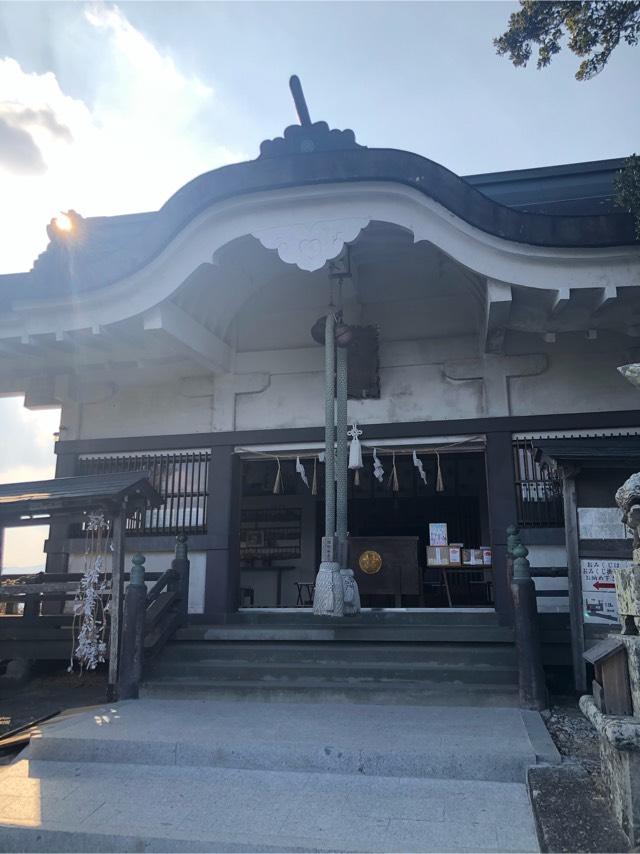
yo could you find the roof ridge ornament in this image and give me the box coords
[289,75,312,126]
[258,74,363,159]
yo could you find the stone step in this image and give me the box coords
[159,640,517,665]
[140,679,519,706]
[176,625,514,643]
[22,699,556,782]
[0,757,541,852]
[224,608,500,626]
[146,659,518,685]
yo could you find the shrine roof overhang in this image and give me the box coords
[534,436,640,469]
[0,471,163,524]
[0,145,636,307]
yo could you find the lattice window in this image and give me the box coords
[77,452,210,535]
[512,439,564,528]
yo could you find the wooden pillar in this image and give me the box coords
[485,431,518,624]
[107,506,126,700]
[203,445,241,618]
[45,450,77,574]
[562,467,587,692]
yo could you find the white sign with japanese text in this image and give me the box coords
[581,558,632,593]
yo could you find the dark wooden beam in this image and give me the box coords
[561,467,587,693]
[485,431,518,624]
[55,409,640,456]
[203,445,241,617]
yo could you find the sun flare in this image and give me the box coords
[53,212,73,232]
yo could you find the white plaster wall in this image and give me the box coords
[234,365,483,430]
[526,544,569,614]
[72,336,640,440]
[67,549,206,614]
[78,381,214,440]
[509,351,639,418]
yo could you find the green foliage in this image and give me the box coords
[494,1,640,80]
[615,155,640,238]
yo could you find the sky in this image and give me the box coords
[0,0,639,568]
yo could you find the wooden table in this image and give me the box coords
[240,565,296,607]
[429,564,493,608]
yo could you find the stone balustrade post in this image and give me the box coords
[171,534,190,624]
[118,553,146,700]
[509,526,548,710]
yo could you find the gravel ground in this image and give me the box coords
[532,696,631,853]
[543,698,602,774]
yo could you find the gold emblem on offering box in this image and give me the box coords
[358,549,382,574]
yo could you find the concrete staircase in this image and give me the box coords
[0,698,556,852]
[142,610,519,705]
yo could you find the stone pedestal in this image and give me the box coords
[615,564,640,635]
[581,695,640,845]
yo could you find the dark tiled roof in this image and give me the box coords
[0,146,634,307]
[0,472,162,520]
[535,436,640,465]
[464,158,625,216]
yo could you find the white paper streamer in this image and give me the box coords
[373,448,384,483]
[296,456,309,488]
[413,450,427,485]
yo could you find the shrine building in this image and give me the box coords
[2,83,640,687]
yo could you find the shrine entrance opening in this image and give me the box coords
[237,442,492,610]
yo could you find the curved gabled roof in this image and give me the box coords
[1,119,636,305]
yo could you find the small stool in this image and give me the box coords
[294,582,315,607]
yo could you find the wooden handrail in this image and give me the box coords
[0,571,164,584]
[145,568,178,605]
[118,535,190,700]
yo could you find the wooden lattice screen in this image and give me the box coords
[512,439,564,528]
[77,452,210,535]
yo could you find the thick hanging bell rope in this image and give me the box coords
[313,311,343,617]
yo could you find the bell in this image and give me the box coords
[335,323,353,348]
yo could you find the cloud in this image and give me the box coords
[13,106,74,142]
[0,115,46,174]
[0,101,74,175]
[0,398,59,481]
[0,5,247,273]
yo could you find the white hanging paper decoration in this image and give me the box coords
[388,451,399,492]
[70,513,110,673]
[373,448,384,483]
[435,451,445,493]
[347,422,363,470]
[296,456,309,488]
[413,450,427,485]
